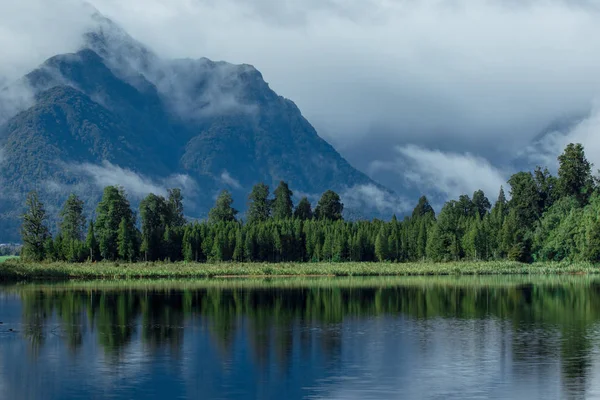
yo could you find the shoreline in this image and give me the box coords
[1,260,599,281]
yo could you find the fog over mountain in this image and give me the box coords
[0,7,407,241]
[1,0,600,224]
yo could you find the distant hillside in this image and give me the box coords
[0,13,394,242]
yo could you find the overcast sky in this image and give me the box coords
[2,0,600,204]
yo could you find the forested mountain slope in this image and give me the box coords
[0,13,389,242]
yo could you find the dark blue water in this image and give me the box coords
[1,277,599,399]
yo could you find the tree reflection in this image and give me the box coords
[14,278,600,397]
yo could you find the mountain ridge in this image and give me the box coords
[0,13,398,242]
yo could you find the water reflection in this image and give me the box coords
[1,277,600,399]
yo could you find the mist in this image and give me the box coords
[2,0,599,203]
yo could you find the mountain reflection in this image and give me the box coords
[6,277,600,398]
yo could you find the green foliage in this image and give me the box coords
[472,190,491,219]
[16,144,600,266]
[117,217,137,262]
[508,171,541,229]
[272,181,294,220]
[20,191,50,262]
[315,190,343,221]
[247,183,271,224]
[59,194,86,242]
[58,194,87,262]
[209,190,238,224]
[85,221,99,261]
[412,196,434,219]
[558,143,594,205]
[95,186,137,261]
[294,197,313,221]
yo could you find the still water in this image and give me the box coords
[1,276,599,399]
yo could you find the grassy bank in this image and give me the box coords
[0,260,599,281]
[0,256,19,263]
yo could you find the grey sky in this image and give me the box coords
[2,0,600,203]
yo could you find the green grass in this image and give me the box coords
[0,260,599,281]
[4,274,599,294]
[0,256,19,263]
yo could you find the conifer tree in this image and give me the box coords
[20,191,50,262]
[96,186,136,261]
[557,143,593,205]
[85,221,99,261]
[247,183,271,224]
[209,190,238,223]
[315,191,343,221]
[117,217,136,262]
[272,181,294,220]
[294,197,313,220]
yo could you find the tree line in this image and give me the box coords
[19,143,600,264]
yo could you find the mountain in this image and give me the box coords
[0,13,395,242]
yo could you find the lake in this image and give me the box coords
[1,276,599,399]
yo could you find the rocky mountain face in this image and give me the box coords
[0,13,393,242]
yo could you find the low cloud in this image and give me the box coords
[78,160,197,199]
[342,184,411,217]
[0,79,35,125]
[523,106,600,172]
[220,170,242,189]
[371,145,507,201]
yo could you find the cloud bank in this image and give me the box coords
[2,0,600,205]
[78,160,198,199]
[524,105,600,172]
[220,170,242,190]
[342,184,411,216]
[371,145,507,201]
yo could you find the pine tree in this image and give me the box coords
[85,220,99,261]
[59,194,86,241]
[374,229,388,262]
[96,186,136,261]
[294,197,313,220]
[247,183,271,224]
[140,193,168,261]
[417,220,428,260]
[472,190,491,219]
[557,143,593,205]
[167,188,186,227]
[209,190,238,223]
[183,225,195,262]
[233,228,244,262]
[20,191,50,262]
[315,191,343,221]
[272,181,294,220]
[117,217,135,262]
[412,196,435,218]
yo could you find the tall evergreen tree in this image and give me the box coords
[247,183,271,224]
[167,188,186,227]
[472,190,491,219]
[140,193,168,261]
[557,143,594,205]
[534,166,557,212]
[209,190,238,223]
[95,186,137,261]
[294,197,313,220]
[117,217,136,262]
[315,190,343,221]
[57,194,87,261]
[85,220,99,261]
[20,191,50,262]
[457,194,474,217]
[272,181,294,220]
[412,196,435,218]
[508,172,541,229]
[59,194,86,242]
